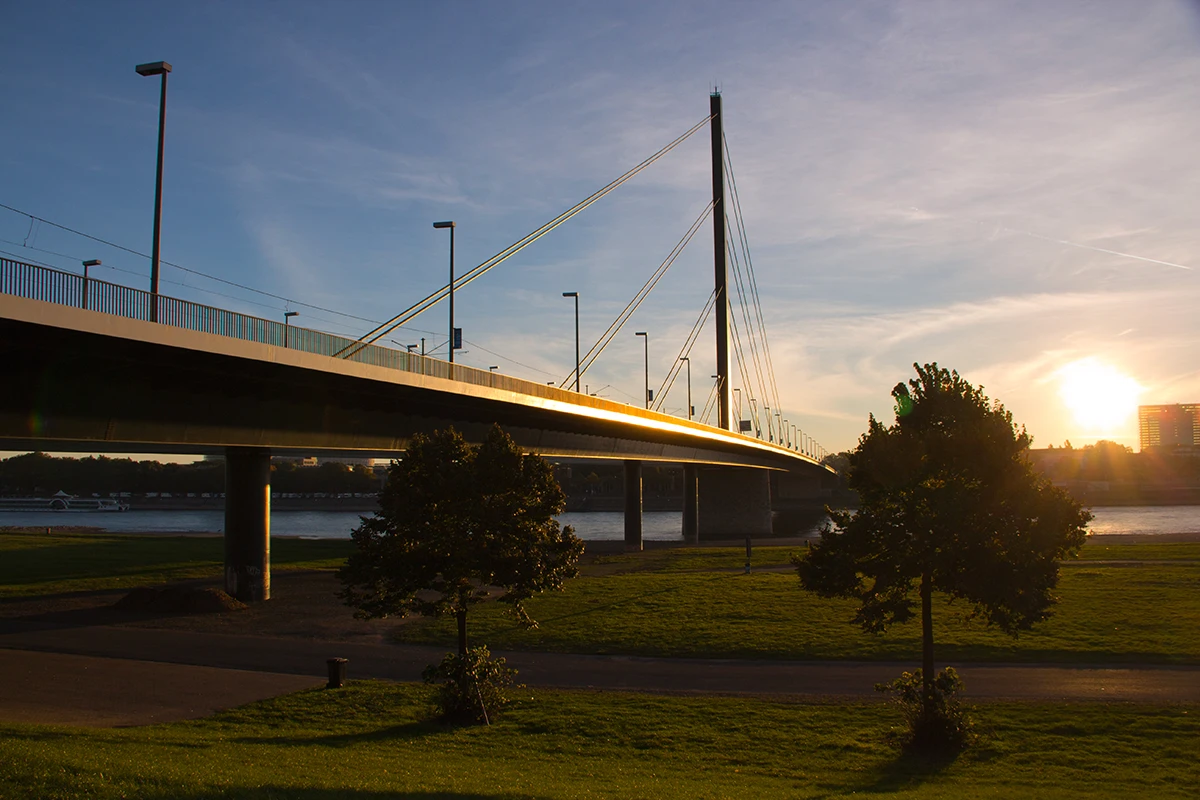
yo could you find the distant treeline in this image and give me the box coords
[1028,441,1200,504]
[0,452,381,496]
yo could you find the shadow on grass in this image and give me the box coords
[230,718,446,748]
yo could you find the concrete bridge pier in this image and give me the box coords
[224,446,271,602]
[623,460,643,551]
[682,463,699,544]
[698,466,773,539]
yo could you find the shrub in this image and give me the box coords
[421,646,517,725]
[875,667,974,753]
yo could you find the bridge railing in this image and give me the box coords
[1,255,821,459]
[0,256,589,398]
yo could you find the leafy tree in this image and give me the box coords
[339,424,582,655]
[795,363,1090,748]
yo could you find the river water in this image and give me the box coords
[2,506,1199,540]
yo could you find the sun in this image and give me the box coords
[1056,358,1142,432]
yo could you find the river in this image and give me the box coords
[2,506,1199,540]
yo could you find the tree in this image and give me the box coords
[338,423,582,656]
[795,363,1090,746]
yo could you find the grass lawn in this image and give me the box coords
[0,682,1195,799]
[0,528,352,598]
[396,543,1200,664]
[2,530,1198,665]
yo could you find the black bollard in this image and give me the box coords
[326,657,348,689]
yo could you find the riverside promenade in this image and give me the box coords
[2,619,1198,728]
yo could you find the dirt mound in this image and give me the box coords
[115,586,247,614]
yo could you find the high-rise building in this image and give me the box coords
[1138,404,1200,451]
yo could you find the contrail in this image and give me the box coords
[908,207,1194,272]
[1009,228,1193,271]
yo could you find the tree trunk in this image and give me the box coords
[456,607,468,656]
[921,570,935,719]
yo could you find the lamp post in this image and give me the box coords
[135,60,172,322]
[680,356,692,420]
[433,221,456,363]
[635,331,648,409]
[764,405,772,442]
[283,310,299,348]
[562,291,579,391]
[81,259,100,310]
[733,387,741,426]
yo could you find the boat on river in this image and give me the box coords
[0,491,130,512]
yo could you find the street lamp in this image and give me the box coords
[635,331,648,409]
[764,405,771,442]
[680,356,692,420]
[433,221,456,363]
[81,259,100,310]
[135,60,172,322]
[283,310,299,348]
[562,291,580,391]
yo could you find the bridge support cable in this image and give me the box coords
[726,293,767,438]
[725,231,775,439]
[563,200,715,388]
[723,134,784,421]
[698,373,721,425]
[336,114,716,360]
[650,288,716,413]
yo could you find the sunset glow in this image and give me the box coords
[1057,358,1142,432]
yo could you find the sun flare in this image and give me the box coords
[1056,358,1141,432]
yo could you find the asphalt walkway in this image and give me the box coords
[2,619,1197,727]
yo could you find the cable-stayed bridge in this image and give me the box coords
[0,93,834,602]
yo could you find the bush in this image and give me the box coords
[875,667,974,753]
[421,646,517,725]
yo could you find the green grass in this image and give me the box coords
[3,531,1198,665]
[0,682,1195,799]
[0,529,353,598]
[396,545,1200,665]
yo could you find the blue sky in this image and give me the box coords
[3,0,1200,456]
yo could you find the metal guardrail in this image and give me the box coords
[0,255,821,459]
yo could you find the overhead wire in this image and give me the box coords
[338,114,717,359]
[0,201,384,325]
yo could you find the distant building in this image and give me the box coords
[1138,404,1200,451]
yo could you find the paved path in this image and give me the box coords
[2,619,1197,727]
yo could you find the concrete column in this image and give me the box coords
[682,463,699,544]
[623,459,643,552]
[698,466,773,540]
[224,446,271,602]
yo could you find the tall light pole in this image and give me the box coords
[680,356,692,420]
[81,259,100,310]
[283,310,299,348]
[635,331,648,409]
[562,291,579,391]
[433,221,456,363]
[135,60,172,322]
